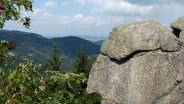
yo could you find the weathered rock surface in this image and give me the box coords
[171,16,184,31]
[87,18,184,104]
[101,20,182,60]
[179,31,184,42]
[171,16,184,38]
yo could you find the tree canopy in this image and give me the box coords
[48,43,63,71]
[0,0,33,29]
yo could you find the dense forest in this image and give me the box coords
[0,30,102,64]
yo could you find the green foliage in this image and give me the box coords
[41,71,101,104]
[73,48,97,78]
[0,0,32,28]
[0,41,101,103]
[42,72,85,104]
[0,61,41,104]
[0,61,101,103]
[0,1,101,102]
[0,40,15,63]
[75,48,89,74]
[48,43,63,71]
[0,40,9,61]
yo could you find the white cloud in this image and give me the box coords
[74,14,84,19]
[17,7,129,37]
[75,0,86,6]
[61,1,70,6]
[123,0,184,5]
[40,1,114,28]
[4,0,184,38]
[42,1,58,8]
[86,0,153,16]
[25,8,45,16]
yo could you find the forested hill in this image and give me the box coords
[93,40,105,46]
[0,30,100,63]
[52,36,100,57]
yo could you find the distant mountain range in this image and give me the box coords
[52,36,101,58]
[94,40,105,46]
[0,30,102,63]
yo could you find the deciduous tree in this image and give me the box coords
[0,0,33,29]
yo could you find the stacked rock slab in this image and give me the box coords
[87,19,184,104]
[171,16,184,42]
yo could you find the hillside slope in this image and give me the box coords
[52,36,100,57]
[0,30,100,63]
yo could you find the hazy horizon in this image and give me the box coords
[3,0,184,38]
[1,29,107,41]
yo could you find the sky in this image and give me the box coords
[3,0,184,39]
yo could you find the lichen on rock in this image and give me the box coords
[87,17,184,104]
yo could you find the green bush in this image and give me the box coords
[0,41,101,104]
[0,61,41,103]
[0,62,101,104]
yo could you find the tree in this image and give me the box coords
[0,0,32,29]
[0,40,15,63]
[74,48,90,77]
[0,0,32,62]
[0,1,102,103]
[48,43,62,71]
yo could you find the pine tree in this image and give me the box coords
[75,47,89,76]
[48,43,62,71]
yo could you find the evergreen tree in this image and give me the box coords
[75,47,89,76]
[48,43,62,71]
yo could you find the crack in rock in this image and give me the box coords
[171,26,182,38]
[109,49,159,65]
[87,17,184,104]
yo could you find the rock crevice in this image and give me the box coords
[109,48,160,65]
[87,16,184,104]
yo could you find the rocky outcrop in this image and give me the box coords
[101,20,182,60]
[171,16,184,42]
[87,18,184,104]
[171,16,184,31]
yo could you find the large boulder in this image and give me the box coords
[87,19,184,104]
[101,20,182,60]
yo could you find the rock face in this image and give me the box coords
[171,16,184,42]
[87,18,184,104]
[171,16,184,31]
[101,20,182,60]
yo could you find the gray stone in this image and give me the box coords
[179,30,184,43]
[101,20,182,60]
[87,19,184,104]
[171,16,184,31]
[87,50,184,104]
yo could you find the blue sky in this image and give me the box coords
[3,0,184,39]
